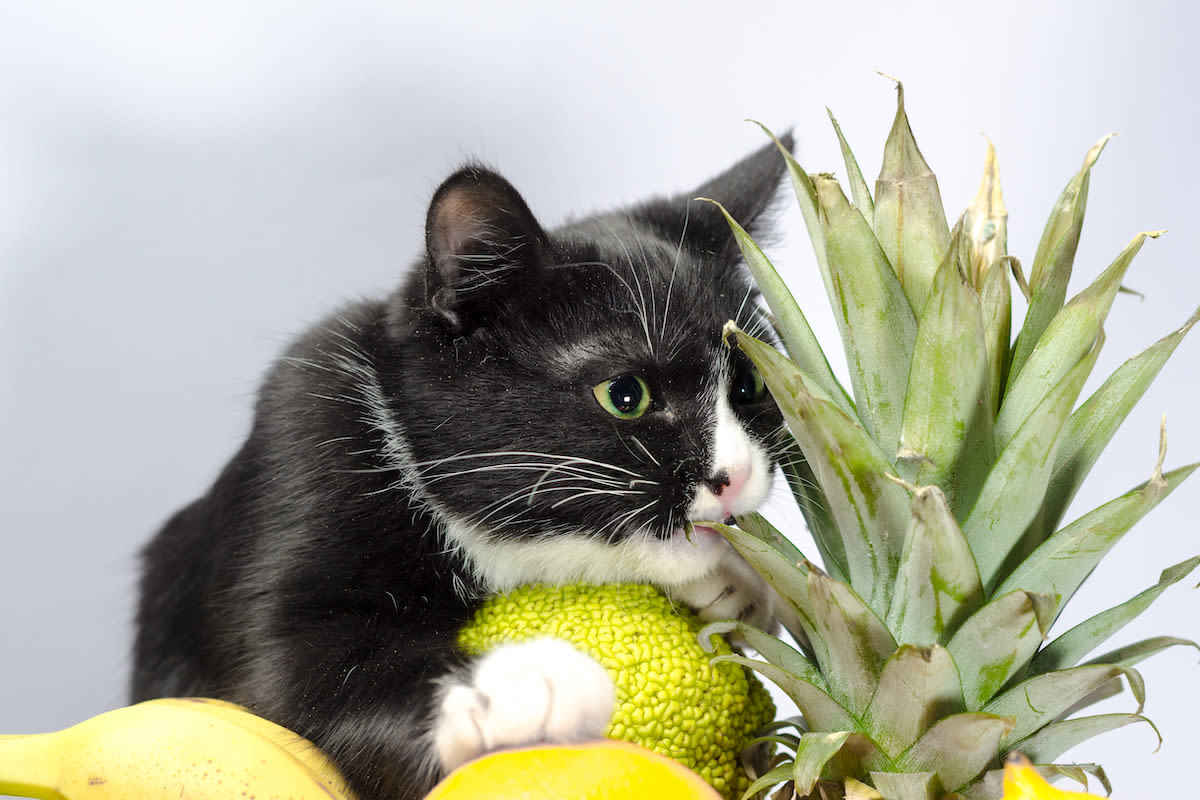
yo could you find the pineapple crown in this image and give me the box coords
[698,81,1200,800]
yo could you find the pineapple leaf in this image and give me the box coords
[868,772,941,800]
[1008,134,1112,384]
[808,568,898,716]
[778,441,846,583]
[977,256,1013,418]
[997,231,1160,452]
[993,462,1198,620]
[711,652,857,732]
[896,219,994,513]
[963,140,1008,290]
[815,173,917,457]
[728,326,910,614]
[863,645,965,757]
[699,619,822,687]
[705,198,853,416]
[982,664,1137,744]
[740,762,796,800]
[896,712,1014,792]
[792,731,855,796]
[1038,306,1200,537]
[873,80,951,314]
[1004,713,1159,765]
[946,590,1057,710]
[827,108,874,217]
[886,483,983,646]
[729,511,805,563]
[748,119,840,339]
[1083,635,1200,670]
[711,519,818,652]
[1030,555,1200,673]
[964,334,1101,593]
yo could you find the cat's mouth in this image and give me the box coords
[672,517,735,546]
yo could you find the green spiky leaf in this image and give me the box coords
[994,463,1197,619]
[1030,555,1200,673]
[1006,714,1159,765]
[946,590,1056,710]
[869,772,941,800]
[728,326,910,615]
[998,231,1160,451]
[963,336,1101,592]
[896,221,994,512]
[982,664,1139,744]
[808,569,897,715]
[896,712,1014,792]
[873,81,951,313]
[1008,135,1111,383]
[815,173,917,457]
[1039,306,1200,537]
[863,645,964,756]
[828,109,874,217]
[886,484,983,646]
[706,198,852,416]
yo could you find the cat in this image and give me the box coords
[131,134,794,800]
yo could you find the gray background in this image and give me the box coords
[2,2,1196,796]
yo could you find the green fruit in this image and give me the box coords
[458,583,775,799]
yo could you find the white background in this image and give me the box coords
[1,2,1196,796]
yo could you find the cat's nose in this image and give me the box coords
[704,470,731,496]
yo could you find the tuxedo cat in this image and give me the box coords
[132,135,792,800]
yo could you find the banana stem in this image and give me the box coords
[0,733,68,800]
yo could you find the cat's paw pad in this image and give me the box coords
[433,638,616,772]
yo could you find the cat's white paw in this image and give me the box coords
[433,638,616,772]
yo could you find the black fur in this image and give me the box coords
[132,136,792,800]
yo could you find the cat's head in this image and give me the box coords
[387,137,792,593]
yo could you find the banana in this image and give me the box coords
[0,698,357,800]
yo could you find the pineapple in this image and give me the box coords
[701,82,1199,799]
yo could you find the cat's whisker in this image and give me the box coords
[660,202,690,345]
[549,488,646,510]
[408,450,641,478]
[598,219,654,354]
[628,435,661,467]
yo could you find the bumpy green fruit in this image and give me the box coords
[458,583,775,799]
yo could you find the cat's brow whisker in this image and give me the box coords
[660,202,690,345]
[598,219,654,354]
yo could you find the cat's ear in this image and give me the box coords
[632,133,794,257]
[423,166,548,331]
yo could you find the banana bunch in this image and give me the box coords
[0,697,356,800]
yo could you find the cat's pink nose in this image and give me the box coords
[705,465,750,515]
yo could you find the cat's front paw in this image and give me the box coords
[666,544,783,634]
[433,638,616,772]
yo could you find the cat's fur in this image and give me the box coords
[132,136,793,800]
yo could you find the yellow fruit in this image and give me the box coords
[1001,754,1107,800]
[458,583,775,799]
[425,739,722,800]
[0,698,354,800]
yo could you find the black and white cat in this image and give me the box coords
[132,135,792,800]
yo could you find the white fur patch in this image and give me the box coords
[440,515,729,594]
[687,387,773,522]
[432,638,616,771]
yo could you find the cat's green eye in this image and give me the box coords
[731,361,767,406]
[593,375,652,419]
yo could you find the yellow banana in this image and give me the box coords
[0,698,357,800]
